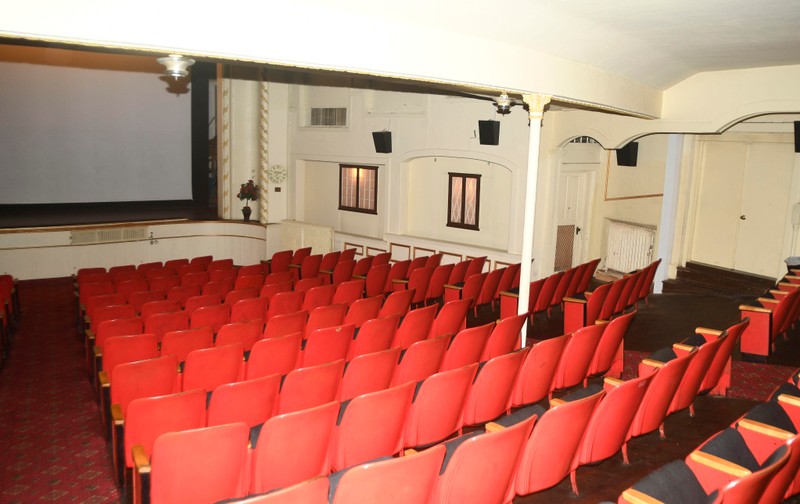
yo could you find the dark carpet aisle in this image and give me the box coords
[0,278,119,503]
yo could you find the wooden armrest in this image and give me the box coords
[563,297,586,304]
[759,297,779,306]
[739,304,772,314]
[604,377,624,387]
[640,358,665,368]
[688,451,751,478]
[132,444,151,474]
[86,329,95,340]
[319,269,333,275]
[111,404,124,425]
[404,448,419,456]
[777,282,798,289]
[443,284,463,291]
[392,279,409,285]
[499,290,519,298]
[98,371,110,387]
[778,394,800,407]
[352,274,366,280]
[93,345,102,357]
[485,422,504,433]
[695,327,722,337]
[673,343,695,352]
[549,398,566,407]
[288,264,300,269]
[737,418,795,440]
[594,319,609,325]
[621,488,665,504]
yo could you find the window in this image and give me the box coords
[448,173,480,230]
[339,165,378,214]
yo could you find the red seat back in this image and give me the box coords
[246,332,302,380]
[461,348,527,426]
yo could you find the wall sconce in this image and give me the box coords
[157,54,196,79]
[494,93,514,115]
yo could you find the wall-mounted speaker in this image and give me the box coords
[616,142,639,166]
[479,120,500,145]
[372,131,392,153]
[794,121,799,153]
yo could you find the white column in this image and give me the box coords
[258,77,270,224]
[518,94,551,347]
[654,134,683,293]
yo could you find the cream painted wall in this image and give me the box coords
[406,157,512,250]
[289,85,529,251]
[301,160,384,238]
[588,135,666,269]
[0,222,267,280]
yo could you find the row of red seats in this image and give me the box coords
[117,303,643,503]
[497,257,601,322]
[562,258,661,334]
[127,305,667,503]
[620,346,800,503]
[739,270,800,360]
[88,287,421,387]
[106,307,524,493]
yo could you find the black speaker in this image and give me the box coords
[372,131,392,153]
[794,121,799,153]
[478,120,500,145]
[616,142,639,166]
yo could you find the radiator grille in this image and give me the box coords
[554,225,575,271]
[605,220,655,273]
[70,226,148,245]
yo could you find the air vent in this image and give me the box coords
[71,226,148,245]
[310,107,347,127]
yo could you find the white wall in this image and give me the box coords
[406,157,512,250]
[289,85,529,253]
[0,221,267,280]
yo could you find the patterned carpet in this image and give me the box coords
[623,349,798,402]
[0,278,119,503]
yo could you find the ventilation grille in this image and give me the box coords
[310,107,347,127]
[570,136,599,144]
[70,226,148,245]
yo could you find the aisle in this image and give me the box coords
[0,278,119,503]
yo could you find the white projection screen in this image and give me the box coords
[0,46,192,204]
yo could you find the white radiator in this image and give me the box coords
[605,220,655,273]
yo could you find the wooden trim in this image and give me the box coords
[737,419,794,439]
[389,243,411,261]
[739,304,772,314]
[688,451,751,478]
[440,251,463,264]
[366,246,387,256]
[413,246,436,259]
[343,242,364,257]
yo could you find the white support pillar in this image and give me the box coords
[518,94,551,348]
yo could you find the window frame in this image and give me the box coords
[447,172,481,231]
[338,164,379,215]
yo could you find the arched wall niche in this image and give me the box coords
[400,150,520,252]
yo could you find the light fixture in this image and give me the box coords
[157,54,196,79]
[494,93,514,115]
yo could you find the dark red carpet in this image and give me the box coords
[0,278,119,503]
[623,349,798,402]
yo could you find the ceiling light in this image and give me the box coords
[495,93,513,114]
[157,54,196,79]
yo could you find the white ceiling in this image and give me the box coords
[319,0,800,89]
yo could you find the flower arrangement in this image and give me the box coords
[237,179,260,207]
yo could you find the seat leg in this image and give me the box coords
[689,403,695,417]
[570,470,579,495]
[658,423,665,439]
[622,442,630,465]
